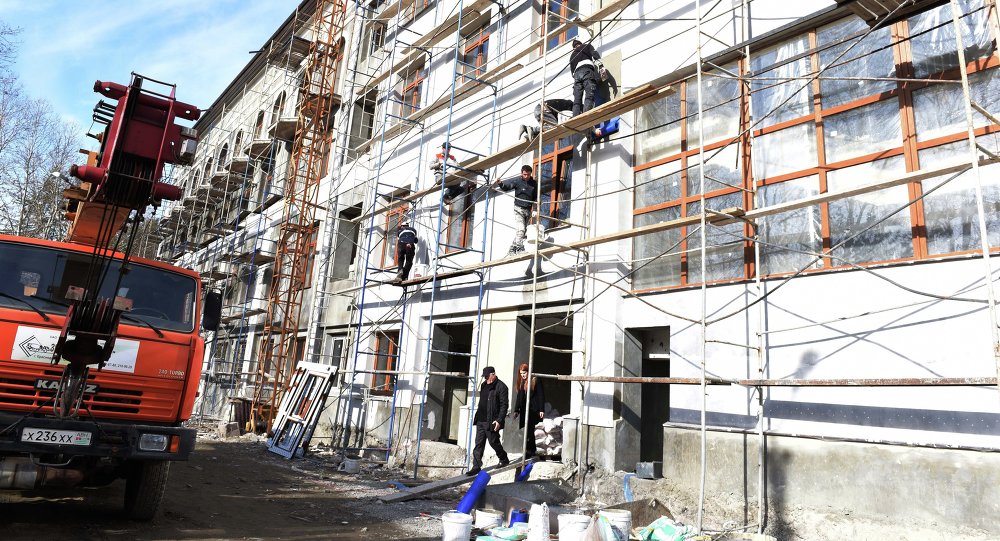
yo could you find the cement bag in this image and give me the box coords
[526,503,549,541]
[542,418,556,432]
[553,416,563,427]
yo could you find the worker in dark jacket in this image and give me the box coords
[466,366,510,476]
[396,221,418,281]
[496,165,537,256]
[519,98,574,140]
[569,39,604,116]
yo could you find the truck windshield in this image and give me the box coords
[0,241,197,333]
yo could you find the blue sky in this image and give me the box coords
[1,0,300,133]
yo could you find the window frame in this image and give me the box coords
[534,138,575,230]
[543,0,580,50]
[381,205,407,269]
[462,24,490,78]
[371,330,400,395]
[630,3,1000,294]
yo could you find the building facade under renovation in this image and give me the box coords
[160,0,1000,532]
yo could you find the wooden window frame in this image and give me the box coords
[631,5,1000,294]
[443,185,475,253]
[381,206,407,269]
[534,138,575,229]
[371,330,399,395]
[399,66,425,118]
[462,25,490,78]
[543,0,579,50]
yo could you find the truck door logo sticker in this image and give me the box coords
[19,335,55,359]
[11,326,140,373]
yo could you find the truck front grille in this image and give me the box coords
[0,365,181,422]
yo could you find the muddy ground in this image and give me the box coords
[0,435,450,541]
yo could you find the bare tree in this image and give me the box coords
[1,22,18,72]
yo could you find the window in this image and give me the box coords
[254,110,266,139]
[372,330,399,395]
[461,24,490,78]
[218,143,229,167]
[443,185,475,252]
[270,91,287,127]
[332,205,361,280]
[535,137,574,229]
[400,0,432,25]
[396,65,425,118]
[348,93,377,158]
[631,2,1000,292]
[382,205,407,268]
[544,0,579,49]
[359,21,386,63]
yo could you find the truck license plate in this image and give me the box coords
[20,428,92,446]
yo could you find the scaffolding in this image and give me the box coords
[330,0,506,473]
[249,0,350,433]
[318,0,1000,531]
[272,0,1000,534]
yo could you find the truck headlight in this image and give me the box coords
[139,433,169,452]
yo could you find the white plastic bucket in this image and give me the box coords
[598,509,632,541]
[557,513,591,538]
[337,457,360,474]
[474,509,503,529]
[441,511,473,541]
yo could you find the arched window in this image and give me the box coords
[254,111,266,138]
[234,130,244,153]
[218,143,229,167]
[270,91,286,126]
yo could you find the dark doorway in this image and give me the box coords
[521,315,573,417]
[430,323,472,443]
[636,327,670,462]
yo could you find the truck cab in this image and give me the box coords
[0,234,218,519]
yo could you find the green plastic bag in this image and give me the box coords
[638,516,696,541]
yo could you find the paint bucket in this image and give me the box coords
[557,513,591,538]
[474,509,503,529]
[441,511,473,541]
[597,509,632,541]
[509,508,529,526]
[337,457,360,474]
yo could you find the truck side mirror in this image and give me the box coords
[202,291,222,331]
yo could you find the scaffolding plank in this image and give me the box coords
[358,157,997,290]
[378,458,537,503]
[358,0,494,95]
[354,83,663,223]
[356,62,523,151]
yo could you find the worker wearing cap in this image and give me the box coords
[466,366,510,476]
[569,38,604,116]
[396,220,418,281]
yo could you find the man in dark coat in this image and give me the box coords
[466,366,510,476]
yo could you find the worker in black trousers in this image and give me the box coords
[466,366,510,476]
[569,39,604,116]
[396,221,418,281]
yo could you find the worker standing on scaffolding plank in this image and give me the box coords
[396,220,418,281]
[495,165,537,256]
[519,99,574,141]
[570,38,605,117]
[431,142,467,205]
[466,366,510,476]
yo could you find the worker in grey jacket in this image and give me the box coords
[569,39,604,116]
[496,165,538,256]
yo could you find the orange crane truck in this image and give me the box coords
[0,74,220,520]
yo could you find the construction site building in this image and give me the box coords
[163,0,1000,533]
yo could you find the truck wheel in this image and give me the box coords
[124,460,170,521]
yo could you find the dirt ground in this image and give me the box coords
[1,433,995,541]
[0,435,450,541]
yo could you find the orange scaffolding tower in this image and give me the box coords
[251,0,348,433]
